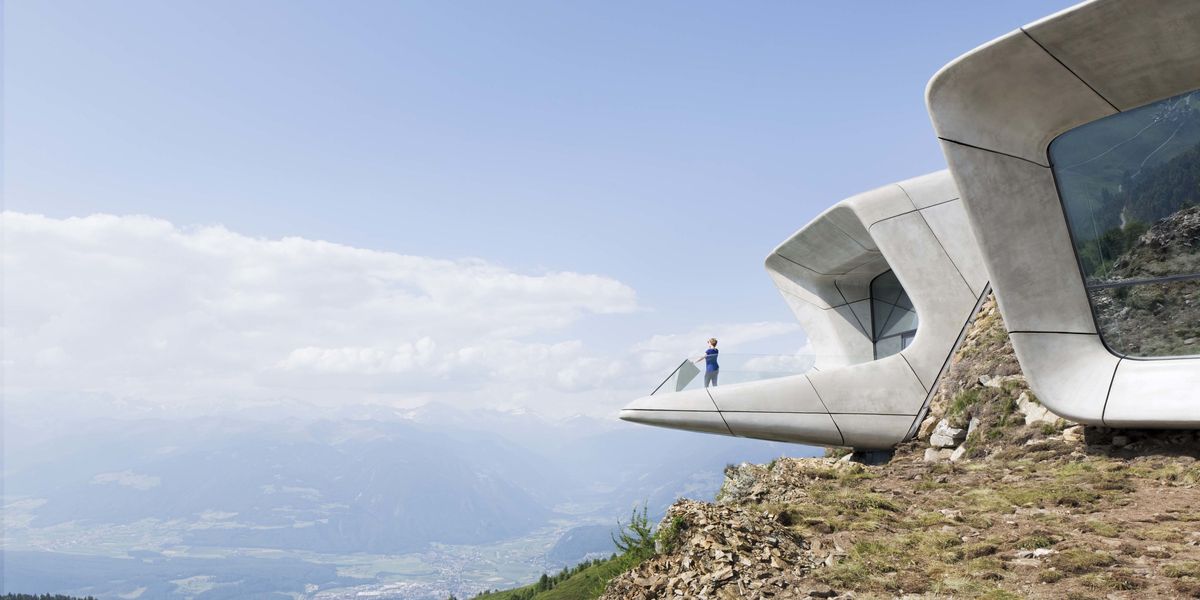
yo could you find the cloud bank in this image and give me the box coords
[3,212,805,417]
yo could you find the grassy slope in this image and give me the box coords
[537,555,641,600]
[759,449,1200,598]
[472,553,642,600]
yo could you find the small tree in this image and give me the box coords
[612,503,656,558]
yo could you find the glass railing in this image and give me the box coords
[648,353,832,395]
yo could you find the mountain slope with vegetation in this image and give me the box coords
[485,295,1200,599]
[601,296,1200,599]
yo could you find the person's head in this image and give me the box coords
[708,338,718,348]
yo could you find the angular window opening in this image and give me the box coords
[1050,88,1200,358]
[870,270,917,359]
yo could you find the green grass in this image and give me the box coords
[1083,519,1120,537]
[472,553,643,600]
[538,553,643,600]
[947,388,984,421]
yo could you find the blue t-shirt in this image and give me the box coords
[705,348,719,372]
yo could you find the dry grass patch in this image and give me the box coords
[1038,569,1065,583]
[1078,568,1146,591]
[1001,484,1103,509]
[1164,561,1200,578]
[1082,519,1120,537]
[1136,525,1187,543]
[837,491,901,513]
[1016,531,1059,549]
[1049,548,1117,574]
[965,556,1005,580]
[1129,462,1200,485]
[1174,578,1200,598]
[964,542,999,558]
[814,531,967,592]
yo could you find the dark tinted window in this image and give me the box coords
[1050,89,1200,357]
[870,270,917,359]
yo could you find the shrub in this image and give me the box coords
[612,504,656,559]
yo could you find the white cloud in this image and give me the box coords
[2,212,638,412]
[3,212,808,417]
[278,338,441,375]
[91,470,161,490]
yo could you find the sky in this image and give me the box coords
[3,1,1081,419]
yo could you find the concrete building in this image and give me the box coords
[928,0,1200,427]
[623,0,1200,449]
[620,171,989,448]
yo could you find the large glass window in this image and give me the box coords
[1050,89,1200,357]
[870,270,917,359]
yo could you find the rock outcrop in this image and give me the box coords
[602,500,822,599]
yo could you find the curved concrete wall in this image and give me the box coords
[621,171,990,449]
[927,0,1200,427]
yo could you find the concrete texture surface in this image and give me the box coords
[930,0,1200,427]
[621,171,989,449]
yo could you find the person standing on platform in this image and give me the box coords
[700,338,719,387]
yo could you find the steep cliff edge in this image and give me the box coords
[599,296,1200,599]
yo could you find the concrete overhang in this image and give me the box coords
[621,171,990,449]
[928,0,1200,427]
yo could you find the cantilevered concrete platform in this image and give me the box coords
[621,171,989,449]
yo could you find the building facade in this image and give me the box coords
[928,0,1200,427]
[623,0,1200,448]
[620,172,989,448]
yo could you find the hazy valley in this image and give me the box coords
[2,399,815,599]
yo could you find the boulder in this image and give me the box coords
[1016,392,1059,427]
[917,415,939,439]
[966,416,982,437]
[1062,425,1085,443]
[930,419,966,448]
[981,374,1026,389]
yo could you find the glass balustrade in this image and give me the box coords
[648,353,836,395]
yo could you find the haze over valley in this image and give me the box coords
[3,398,813,599]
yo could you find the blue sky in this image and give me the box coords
[4,1,1079,416]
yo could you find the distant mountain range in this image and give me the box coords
[3,400,817,598]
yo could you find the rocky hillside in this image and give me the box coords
[599,296,1200,599]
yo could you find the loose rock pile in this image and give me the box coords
[600,499,825,600]
[718,458,851,506]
